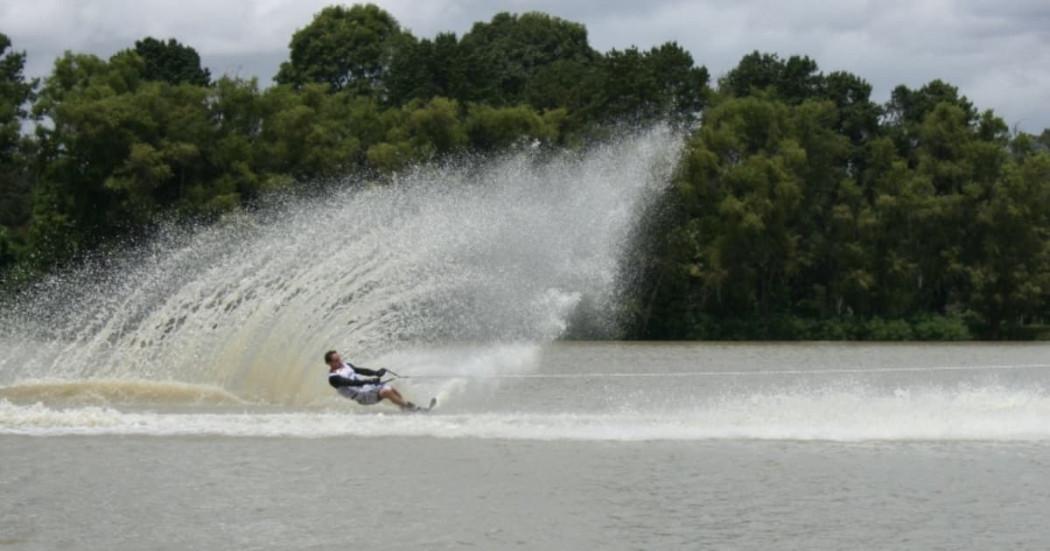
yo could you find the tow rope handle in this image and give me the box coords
[378,369,402,385]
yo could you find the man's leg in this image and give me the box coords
[379,386,414,409]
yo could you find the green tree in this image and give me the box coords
[887,80,976,128]
[656,96,807,322]
[720,51,822,104]
[457,12,596,105]
[29,50,217,266]
[645,42,710,116]
[0,33,36,242]
[1038,129,1050,151]
[821,71,880,147]
[886,80,977,163]
[523,58,596,113]
[255,84,368,179]
[966,150,1050,336]
[631,73,1038,339]
[134,37,211,86]
[386,32,464,105]
[465,104,558,150]
[578,43,708,123]
[275,4,412,97]
[364,97,469,172]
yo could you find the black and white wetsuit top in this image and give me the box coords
[328,362,383,400]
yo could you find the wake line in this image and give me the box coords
[392,363,1050,380]
[6,382,1050,441]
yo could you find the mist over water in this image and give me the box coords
[0,126,682,404]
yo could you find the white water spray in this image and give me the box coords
[0,126,682,404]
[4,383,1050,442]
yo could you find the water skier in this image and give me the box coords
[325,350,432,412]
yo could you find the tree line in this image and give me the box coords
[634,54,1050,339]
[1,4,1048,339]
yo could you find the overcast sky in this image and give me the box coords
[3,0,1048,131]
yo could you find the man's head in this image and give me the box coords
[324,350,342,369]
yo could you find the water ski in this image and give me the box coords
[404,397,437,413]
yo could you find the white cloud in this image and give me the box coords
[2,0,1047,130]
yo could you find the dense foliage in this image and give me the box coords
[1,6,1048,339]
[634,53,1050,339]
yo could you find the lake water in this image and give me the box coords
[3,342,1050,549]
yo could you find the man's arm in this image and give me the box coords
[349,364,386,377]
[328,375,382,388]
